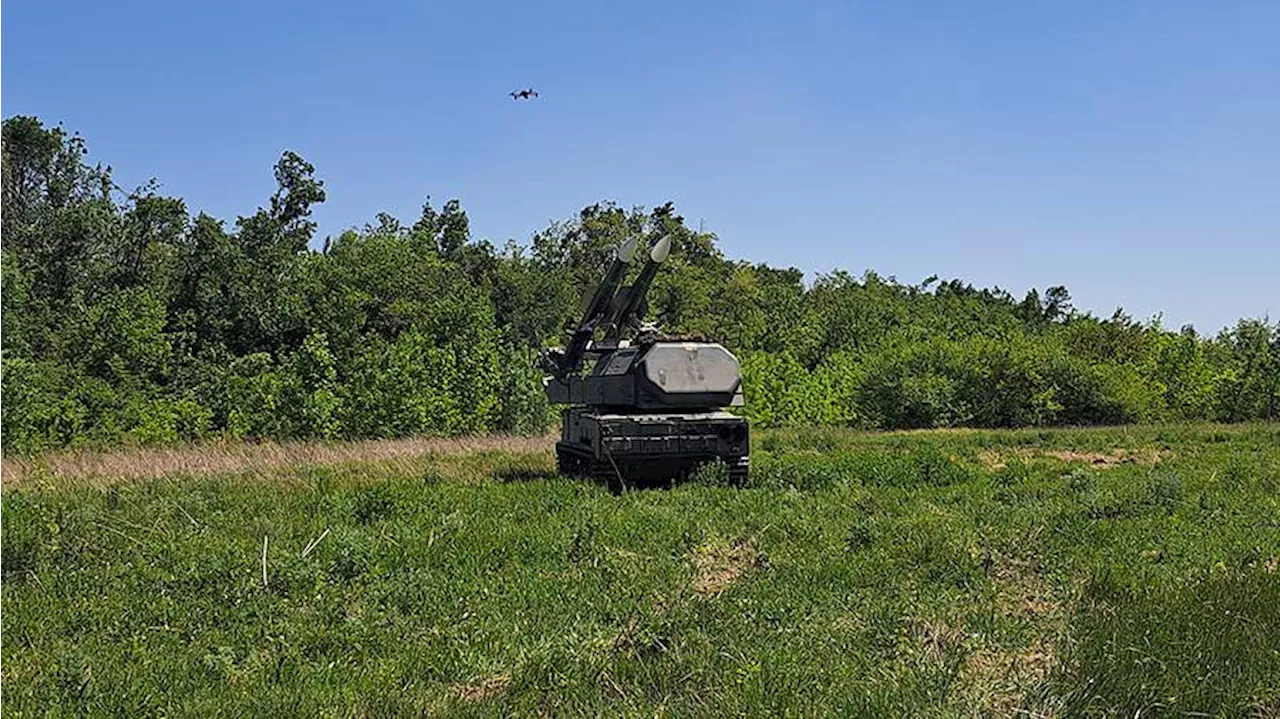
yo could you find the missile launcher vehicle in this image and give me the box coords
[541,234,749,490]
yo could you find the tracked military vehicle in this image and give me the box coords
[541,234,749,489]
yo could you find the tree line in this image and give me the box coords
[2,116,1277,455]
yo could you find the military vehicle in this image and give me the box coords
[540,234,750,490]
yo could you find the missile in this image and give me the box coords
[574,237,638,330]
[621,236,640,263]
[649,234,672,263]
[558,237,640,373]
[607,234,671,331]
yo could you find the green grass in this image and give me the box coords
[3,424,1279,717]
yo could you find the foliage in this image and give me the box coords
[3,116,1278,454]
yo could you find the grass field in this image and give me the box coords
[3,424,1279,717]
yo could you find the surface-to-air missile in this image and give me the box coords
[541,234,750,490]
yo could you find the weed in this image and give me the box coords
[104,486,120,511]
[1,494,40,578]
[327,549,367,583]
[568,518,600,564]
[890,517,984,590]
[992,457,1031,488]
[913,446,968,487]
[351,485,395,525]
[689,458,731,487]
[1147,469,1184,510]
[1,535,37,578]
[1064,466,1095,492]
[1223,453,1260,491]
[491,454,557,483]
[845,518,874,553]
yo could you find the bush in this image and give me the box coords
[739,352,813,428]
[337,328,494,438]
[855,338,968,429]
[224,354,291,440]
[0,355,41,450]
[493,343,554,434]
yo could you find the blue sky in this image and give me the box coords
[4,1,1276,332]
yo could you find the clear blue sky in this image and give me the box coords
[4,1,1276,332]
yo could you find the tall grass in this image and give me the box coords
[1,433,555,487]
[2,424,1278,716]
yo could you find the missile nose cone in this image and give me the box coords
[650,235,672,263]
[618,237,639,263]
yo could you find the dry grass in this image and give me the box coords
[689,536,764,597]
[452,673,512,702]
[964,541,1065,715]
[963,640,1058,716]
[1,434,556,487]
[908,617,968,666]
[976,447,1166,471]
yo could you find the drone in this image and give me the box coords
[509,88,539,100]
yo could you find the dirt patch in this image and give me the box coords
[968,548,1064,712]
[1251,556,1280,574]
[2,434,557,487]
[1015,597,1058,618]
[1042,448,1162,467]
[983,543,1065,622]
[853,609,1055,714]
[690,537,765,597]
[909,617,967,665]
[608,547,654,562]
[453,673,511,702]
[963,640,1057,715]
[991,564,1060,620]
[1251,703,1280,719]
[977,447,1166,471]
[967,641,1055,680]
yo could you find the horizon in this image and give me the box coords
[4,1,1276,333]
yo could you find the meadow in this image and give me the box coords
[3,423,1279,717]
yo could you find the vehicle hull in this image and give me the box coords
[555,408,749,491]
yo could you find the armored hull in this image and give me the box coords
[555,408,749,490]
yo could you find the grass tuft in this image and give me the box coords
[350,484,396,525]
[1054,569,1280,716]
